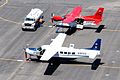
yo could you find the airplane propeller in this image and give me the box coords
[50,13,55,23]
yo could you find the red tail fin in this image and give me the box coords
[94,8,104,19]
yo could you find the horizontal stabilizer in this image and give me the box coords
[95,25,104,33]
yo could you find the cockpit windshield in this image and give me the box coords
[37,47,42,51]
[25,18,35,21]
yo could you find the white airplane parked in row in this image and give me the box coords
[24,33,101,61]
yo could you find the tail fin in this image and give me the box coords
[90,39,101,50]
[94,8,104,19]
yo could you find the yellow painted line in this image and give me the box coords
[0,17,21,24]
[103,29,120,32]
[67,64,120,69]
[0,0,8,8]
[0,0,22,24]
[101,65,120,69]
[0,58,23,62]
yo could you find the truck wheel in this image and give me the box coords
[22,28,25,31]
[33,27,37,31]
[37,56,41,60]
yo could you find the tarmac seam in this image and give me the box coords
[6,62,25,80]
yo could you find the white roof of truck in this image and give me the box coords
[26,8,43,19]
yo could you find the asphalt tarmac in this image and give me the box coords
[0,0,120,80]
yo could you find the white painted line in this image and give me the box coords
[105,73,110,77]
[112,61,115,64]
[0,58,23,62]
[48,25,53,27]
[17,60,24,62]
[116,50,119,53]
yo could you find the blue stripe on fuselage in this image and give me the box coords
[28,48,37,51]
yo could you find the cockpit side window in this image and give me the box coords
[40,49,46,55]
[37,47,42,51]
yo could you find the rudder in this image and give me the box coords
[91,39,101,50]
[94,8,104,19]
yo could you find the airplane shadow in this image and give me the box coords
[56,25,105,35]
[83,25,105,33]
[83,27,98,30]
[44,59,61,75]
[65,28,77,35]
[91,58,103,70]
[31,58,104,75]
[56,27,77,35]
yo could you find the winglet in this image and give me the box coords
[94,7,104,19]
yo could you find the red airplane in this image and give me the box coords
[51,6,104,32]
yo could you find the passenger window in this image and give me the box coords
[72,52,75,54]
[60,51,63,54]
[64,52,67,54]
[68,52,71,54]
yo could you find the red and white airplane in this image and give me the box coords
[51,6,104,31]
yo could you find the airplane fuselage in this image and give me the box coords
[41,45,100,59]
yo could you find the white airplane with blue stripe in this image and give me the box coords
[25,33,101,61]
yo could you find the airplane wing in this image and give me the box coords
[40,47,58,61]
[40,33,66,61]
[50,33,67,47]
[63,6,82,23]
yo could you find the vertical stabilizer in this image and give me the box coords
[94,8,104,19]
[90,39,101,50]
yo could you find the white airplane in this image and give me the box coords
[25,33,101,61]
